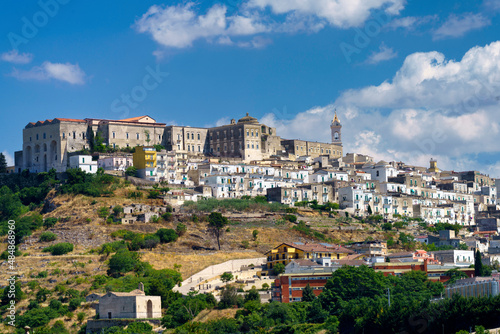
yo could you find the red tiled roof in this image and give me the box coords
[54,118,86,123]
[120,115,155,122]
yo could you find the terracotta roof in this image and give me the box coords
[120,115,154,122]
[54,118,86,122]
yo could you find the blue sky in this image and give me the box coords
[2,0,500,176]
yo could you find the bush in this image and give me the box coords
[176,223,187,236]
[125,166,138,177]
[39,231,57,242]
[162,212,173,222]
[42,242,74,255]
[98,207,109,218]
[43,217,58,229]
[156,228,178,243]
[284,214,297,222]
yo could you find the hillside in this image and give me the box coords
[0,172,411,334]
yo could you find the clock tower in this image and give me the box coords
[331,111,342,146]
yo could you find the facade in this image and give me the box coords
[19,115,165,173]
[98,155,133,171]
[133,146,158,181]
[445,277,499,298]
[265,242,353,270]
[97,284,161,319]
[69,155,98,174]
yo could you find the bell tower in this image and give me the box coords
[331,111,342,146]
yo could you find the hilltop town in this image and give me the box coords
[2,113,500,333]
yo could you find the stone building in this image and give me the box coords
[164,125,209,156]
[17,113,344,172]
[207,114,281,161]
[19,115,165,173]
[97,283,161,319]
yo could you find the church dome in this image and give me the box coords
[237,113,259,124]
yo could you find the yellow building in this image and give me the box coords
[428,158,440,173]
[133,146,157,170]
[265,242,353,269]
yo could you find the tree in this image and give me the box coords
[125,166,138,177]
[273,263,286,276]
[252,230,259,241]
[244,287,260,303]
[475,249,483,277]
[107,249,140,277]
[302,283,316,302]
[220,272,233,285]
[445,268,468,285]
[367,205,373,215]
[208,212,228,250]
[0,153,7,173]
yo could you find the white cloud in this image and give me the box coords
[1,50,33,64]
[260,41,500,174]
[248,0,405,28]
[134,3,268,49]
[135,0,407,49]
[365,43,397,64]
[1,151,14,166]
[386,15,437,30]
[10,62,86,85]
[433,13,490,40]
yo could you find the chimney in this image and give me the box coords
[138,282,144,292]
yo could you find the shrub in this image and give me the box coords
[98,207,109,218]
[39,231,57,242]
[176,223,187,236]
[162,212,173,221]
[148,190,161,199]
[284,214,297,222]
[125,166,138,177]
[156,228,178,243]
[43,217,58,229]
[42,242,74,255]
[112,205,123,216]
[241,240,250,249]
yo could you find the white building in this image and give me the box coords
[69,155,98,174]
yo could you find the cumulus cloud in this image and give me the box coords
[1,151,14,166]
[260,41,500,174]
[433,13,490,40]
[134,3,268,49]
[248,0,405,28]
[10,62,86,85]
[135,0,406,49]
[364,43,397,64]
[1,50,34,64]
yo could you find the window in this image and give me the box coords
[198,145,201,152]
[73,132,76,139]
[247,130,249,137]
[126,133,129,139]
[112,132,115,139]
[198,133,200,140]
[43,133,46,139]
[136,133,139,139]
[62,133,64,139]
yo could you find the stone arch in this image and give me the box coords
[25,146,32,167]
[146,300,153,318]
[49,140,57,165]
[43,143,47,152]
[34,144,40,154]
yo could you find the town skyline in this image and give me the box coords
[2,1,500,175]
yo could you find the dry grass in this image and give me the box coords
[142,250,263,279]
[193,308,239,323]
